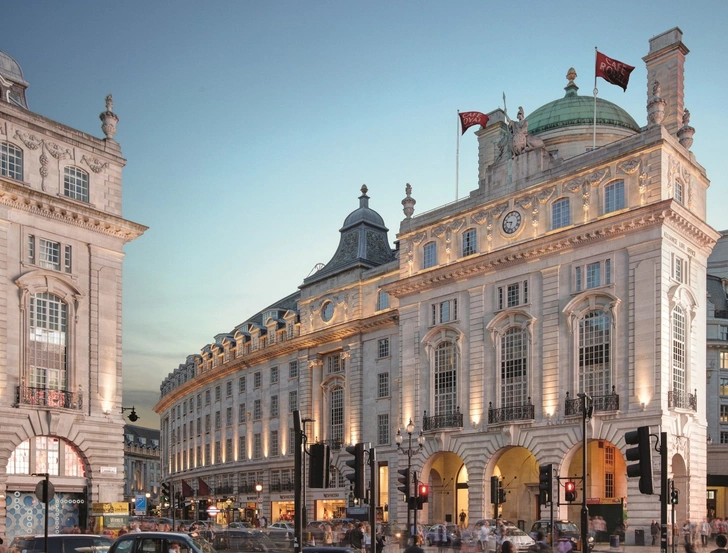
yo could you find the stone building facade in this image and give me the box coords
[155,28,719,541]
[0,51,146,538]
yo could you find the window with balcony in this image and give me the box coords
[578,310,612,397]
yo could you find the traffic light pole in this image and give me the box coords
[413,471,419,544]
[369,447,377,553]
[660,431,668,553]
[578,393,592,553]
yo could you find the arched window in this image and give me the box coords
[578,310,611,396]
[7,436,86,476]
[672,305,686,397]
[434,341,457,415]
[63,166,89,202]
[330,385,344,445]
[604,180,625,213]
[552,197,571,229]
[462,228,477,257]
[423,241,437,269]
[501,327,528,407]
[29,292,68,393]
[1,141,23,180]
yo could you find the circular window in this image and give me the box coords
[321,301,334,322]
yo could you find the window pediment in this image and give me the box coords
[422,325,462,354]
[486,309,535,345]
[15,269,82,308]
[563,290,620,333]
[668,283,698,322]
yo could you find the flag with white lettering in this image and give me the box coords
[459,111,489,134]
[595,51,635,91]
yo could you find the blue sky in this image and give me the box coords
[5,2,727,427]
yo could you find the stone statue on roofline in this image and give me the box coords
[504,105,545,157]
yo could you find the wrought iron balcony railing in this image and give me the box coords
[15,384,83,410]
[423,407,463,431]
[488,399,534,424]
[565,387,620,416]
[668,389,697,411]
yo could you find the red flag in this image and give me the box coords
[459,111,489,134]
[595,51,635,91]
[198,477,210,496]
[181,479,194,497]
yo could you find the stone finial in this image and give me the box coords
[647,80,666,126]
[566,67,577,85]
[677,108,695,149]
[99,94,119,140]
[402,183,416,218]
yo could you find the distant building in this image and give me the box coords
[155,28,719,540]
[0,51,146,539]
[124,425,162,509]
[706,231,728,517]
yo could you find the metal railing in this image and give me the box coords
[15,384,83,410]
[488,399,534,424]
[668,389,697,411]
[565,387,620,416]
[422,407,464,431]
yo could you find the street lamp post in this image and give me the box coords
[577,393,593,553]
[396,418,424,545]
[255,483,263,522]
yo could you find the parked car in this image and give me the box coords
[425,524,462,546]
[267,522,295,540]
[529,520,593,551]
[10,534,113,553]
[109,532,216,553]
[228,522,254,529]
[486,527,535,553]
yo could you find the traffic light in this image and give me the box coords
[538,464,552,505]
[397,467,411,504]
[161,482,170,503]
[490,476,500,504]
[625,426,654,495]
[670,480,679,505]
[417,483,429,509]
[345,443,366,499]
[309,443,331,488]
[565,481,577,502]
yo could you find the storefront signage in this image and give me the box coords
[309,490,346,500]
[100,466,117,474]
[91,502,129,515]
[586,497,623,505]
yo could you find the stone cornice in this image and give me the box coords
[154,310,398,413]
[385,200,718,298]
[0,176,147,243]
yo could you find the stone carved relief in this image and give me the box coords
[535,187,556,204]
[618,158,641,175]
[81,155,109,173]
[449,218,465,232]
[13,131,72,191]
[491,202,508,220]
[412,232,426,246]
[515,194,533,210]
[432,225,447,239]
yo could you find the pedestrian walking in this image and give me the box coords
[652,521,660,546]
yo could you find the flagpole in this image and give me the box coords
[456,111,460,201]
[593,47,598,151]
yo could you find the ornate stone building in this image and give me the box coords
[123,425,162,508]
[156,28,718,541]
[0,51,146,538]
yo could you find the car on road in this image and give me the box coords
[486,527,535,553]
[228,522,254,529]
[10,534,114,553]
[529,520,593,551]
[109,532,216,553]
[210,529,290,552]
[425,524,462,546]
[267,522,295,540]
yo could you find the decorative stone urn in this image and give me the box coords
[647,80,666,126]
[99,94,119,139]
[677,109,695,149]
[402,183,416,218]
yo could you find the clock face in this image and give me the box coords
[502,210,522,234]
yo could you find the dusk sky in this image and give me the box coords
[5,2,727,428]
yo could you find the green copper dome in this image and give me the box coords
[527,77,640,135]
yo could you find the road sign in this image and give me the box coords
[207,507,221,515]
[34,480,55,503]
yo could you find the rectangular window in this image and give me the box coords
[226,407,232,426]
[604,180,625,214]
[552,197,571,229]
[377,290,389,311]
[214,411,221,430]
[64,245,72,273]
[271,395,279,417]
[204,443,210,466]
[574,260,612,292]
[1,141,23,180]
[378,338,390,358]
[197,394,202,408]
[720,327,728,342]
[289,390,298,412]
[674,256,685,283]
[239,403,247,423]
[215,385,221,401]
[289,428,296,456]
[39,238,61,271]
[462,228,477,257]
[239,376,246,393]
[423,242,437,269]
[205,390,210,404]
[721,352,728,369]
[63,166,89,202]
[377,413,389,445]
[239,436,247,461]
[28,234,35,264]
[378,372,390,398]
[270,430,279,457]
[205,414,210,433]
[431,298,458,325]
[289,360,299,378]
[253,399,262,420]
[197,418,201,435]
[720,377,728,397]
[497,281,529,310]
[226,438,233,462]
[270,366,279,384]
[722,432,728,445]
[253,433,262,459]
[215,441,221,462]
[226,381,232,397]
[327,354,343,374]
[254,372,261,388]
[721,405,728,423]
